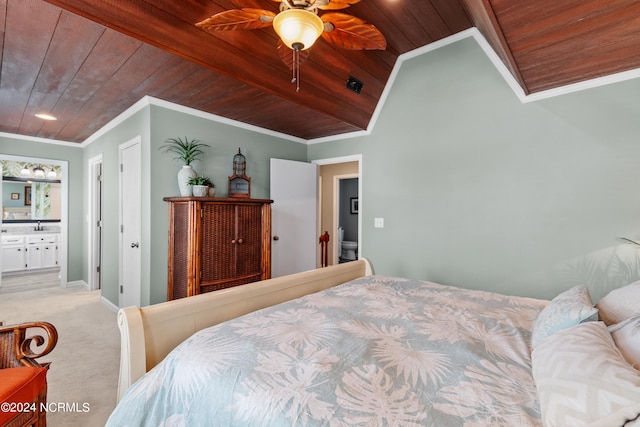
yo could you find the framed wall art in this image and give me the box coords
[350,197,358,214]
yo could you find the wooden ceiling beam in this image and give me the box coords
[42,0,388,132]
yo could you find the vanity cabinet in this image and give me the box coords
[1,236,26,272]
[1,234,59,272]
[27,235,58,269]
[164,197,273,300]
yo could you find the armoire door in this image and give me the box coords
[235,204,263,280]
[200,203,236,284]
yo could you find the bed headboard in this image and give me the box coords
[116,259,373,401]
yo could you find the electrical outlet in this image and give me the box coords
[374,217,384,228]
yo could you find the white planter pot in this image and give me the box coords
[192,185,209,197]
[177,165,197,196]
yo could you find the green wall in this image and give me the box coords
[4,34,640,305]
[80,104,308,306]
[81,108,151,306]
[308,37,640,301]
[147,106,307,304]
[0,137,84,281]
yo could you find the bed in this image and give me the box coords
[109,259,640,426]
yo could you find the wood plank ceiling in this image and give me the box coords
[0,0,639,144]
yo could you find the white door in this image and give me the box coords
[89,155,103,291]
[270,158,318,277]
[119,138,142,307]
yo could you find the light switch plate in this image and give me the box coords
[374,217,384,228]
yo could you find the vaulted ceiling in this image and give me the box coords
[1,0,639,144]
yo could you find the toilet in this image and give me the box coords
[341,241,358,261]
[337,227,358,261]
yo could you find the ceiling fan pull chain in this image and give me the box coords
[296,53,301,92]
[291,48,297,84]
[291,47,301,92]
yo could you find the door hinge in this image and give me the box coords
[120,224,124,233]
[120,163,123,172]
[120,285,123,294]
[97,266,101,273]
[97,174,103,182]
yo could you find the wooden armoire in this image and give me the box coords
[164,197,273,300]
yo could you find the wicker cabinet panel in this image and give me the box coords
[166,201,193,300]
[165,197,272,300]
[200,203,236,283]
[235,204,263,278]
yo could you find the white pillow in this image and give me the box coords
[597,281,640,326]
[532,321,640,427]
[531,285,598,349]
[610,316,640,370]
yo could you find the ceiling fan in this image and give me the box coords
[196,0,386,91]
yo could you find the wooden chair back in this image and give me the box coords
[319,231,330,267]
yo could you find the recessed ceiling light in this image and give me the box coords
[35,113,57,121]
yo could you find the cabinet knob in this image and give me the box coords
[273,236,279,241]
[131,242,139,248]
[231,239,236,244]
[238,238,243,244]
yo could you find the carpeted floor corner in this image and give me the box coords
[0,276,119,426]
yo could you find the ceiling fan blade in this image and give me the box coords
[277,39,310,71]
[321,13,386,50]
[196,9,275,31]
[318,0,361,11]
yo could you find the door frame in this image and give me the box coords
[88,154,103,290]
[0,154,68,289]
[312,155,363,262]
[334,174,359,264]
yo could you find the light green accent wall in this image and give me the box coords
[308,37,640,301]
[147,105,307,304]
[81,108,151,306]
[0,137,83,281]
[6,35,640,305]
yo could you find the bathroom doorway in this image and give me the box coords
[338,177,359,263]
[315,156,361,267]
[0,155,68,292]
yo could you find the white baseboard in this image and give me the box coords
[66,280,88,289]
[101,296,120,313]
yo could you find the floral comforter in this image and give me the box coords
[107,275,548,426]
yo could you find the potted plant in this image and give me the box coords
[188,176,214,197]
[159,137,210,196]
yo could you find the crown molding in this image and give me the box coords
[0,132,79,147]
[6,27,640,148]
[309,28,640,143]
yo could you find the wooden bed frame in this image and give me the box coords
[116,259,374,401]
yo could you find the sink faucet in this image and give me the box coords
[34,221,42,231]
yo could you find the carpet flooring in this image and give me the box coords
[0,273,119,426]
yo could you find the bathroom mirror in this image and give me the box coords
[2,177,62,222]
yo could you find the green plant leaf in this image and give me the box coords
[159,137,210,165]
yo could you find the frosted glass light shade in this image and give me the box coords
[273,9,323,51]
[33,167,45,178]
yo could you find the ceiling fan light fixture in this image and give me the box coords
[273,9,323,51]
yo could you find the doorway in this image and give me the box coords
[269,155,361,276]
[337,177,359,263]
[88,155,103,291]
[0,155,68,291]
[314,155,362,267]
